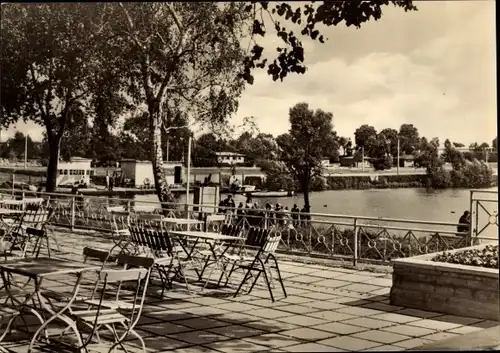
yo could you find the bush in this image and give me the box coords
[371,155,393,171]
[310,176,327,191]
[427,159,493,189]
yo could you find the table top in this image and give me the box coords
[0,257,100,278]
[162,218,204,225]
[0,208,24,215]
[170,230,241,242]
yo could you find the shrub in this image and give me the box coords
[371,155,393,171]
[310,176,328,191]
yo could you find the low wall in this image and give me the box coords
[390,245,499,320]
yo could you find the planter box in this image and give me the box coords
[390,245,499,320]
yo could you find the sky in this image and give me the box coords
[2,1,497,147]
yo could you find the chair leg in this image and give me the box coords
[45,235,51,258]
[234,266,253,298]
[269,254,287,297]
[197,255,212,281]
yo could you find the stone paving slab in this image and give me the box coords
[0,227,497,353]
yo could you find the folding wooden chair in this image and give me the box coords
[7,203,54,258]
[227,228,287,302]
[106,208,132,255]
[42,247,114,305]
[69,266,152,353]
[204,214,227,232]
[128,218,190,297]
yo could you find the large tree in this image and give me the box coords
[442,138,465,169]
[492,137,497,151]
[0,4,122,191]
[379,128,399,157]
[354,125,378,157]
[398,123,420,155]
[277,102,337,210]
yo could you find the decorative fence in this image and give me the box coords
[469,189,498,241]
[1,188,495,265]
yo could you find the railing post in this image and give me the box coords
[71,196,76,231]
[469,190,474,246]
[127,200,131,213]
[353,218,359,266]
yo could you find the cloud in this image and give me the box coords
[234,1,496,145]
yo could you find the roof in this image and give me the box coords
[215,152,245,157]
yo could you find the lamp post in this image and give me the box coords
[397,136,400,175]
[185,136,192,218]
[24,134,28,170]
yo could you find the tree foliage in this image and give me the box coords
[442,138,465,170]
[354,125,378,156]
[0,4,124,191]
[241,1,417,84]
[276,102,338,209]
[398,123,420,155]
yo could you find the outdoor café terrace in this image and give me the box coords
[0,191,498,352]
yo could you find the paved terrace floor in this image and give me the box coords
[1,228,498,353]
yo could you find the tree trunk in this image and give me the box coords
[301,178,310,210]
[149,101,174,209]
[46,137,61,192]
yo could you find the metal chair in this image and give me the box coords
[233,228,287,302]
[106,208,132,255]
[7,203,54,258]
[70,265,153,353]
[128,218,190,297]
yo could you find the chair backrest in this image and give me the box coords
[13,204,52,233]
[262,231,281,253]
[24,198,45,206]
[83,247,111,263]
[117,253,154,269]
[244,228,274,250]
[128,222,173,256]
[106,206,125,213]
[205,214,226,232]
[108,210,131,233]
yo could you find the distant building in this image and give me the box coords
[120,159,183,187]
[397,154,415,168]
[215,152,245,165]
[57,157,93,187]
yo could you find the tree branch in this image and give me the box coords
[156,3,189,100]
[118,3,146,52]
[28,64,50,129]
[162,124,190,134]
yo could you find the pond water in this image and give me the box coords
[123,187,498,239]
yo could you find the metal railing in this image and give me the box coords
[470,189,498,241]
[1,188,494,265]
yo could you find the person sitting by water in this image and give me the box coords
[457,210,470,235]
[225,194,236,210]
[218,199,226,214]
[291,204,300,226]
[275,203,284,226]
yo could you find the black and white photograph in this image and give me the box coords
[0,1,498,352]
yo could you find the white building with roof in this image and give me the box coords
[215,152,245,165]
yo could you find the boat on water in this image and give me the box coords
[221,184,260,194]
[249,190,294,198]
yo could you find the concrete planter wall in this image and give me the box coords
[390,245,499,320]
